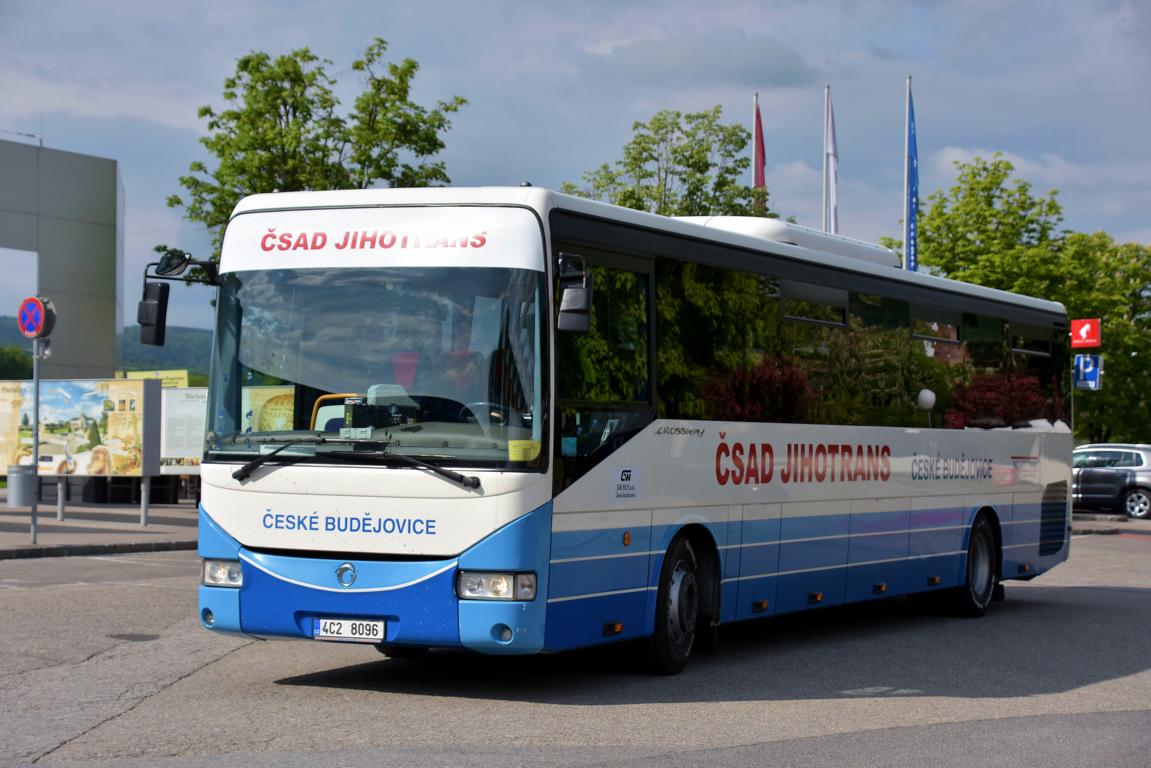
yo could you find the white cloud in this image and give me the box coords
[927,145,1151,230]
[0,64,204,132]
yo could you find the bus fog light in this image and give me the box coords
[203,559,243,588]
[457,571,536,601]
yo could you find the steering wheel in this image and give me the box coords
[459,402,509,427]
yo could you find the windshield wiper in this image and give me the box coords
[230,436,482,490]
[331,447,481,490]
[231,438,323,481]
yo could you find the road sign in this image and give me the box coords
[1071,318,1101,348]
[1074,354,1103,390]
[17,296,55,339]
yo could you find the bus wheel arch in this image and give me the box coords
[646,525,720,674]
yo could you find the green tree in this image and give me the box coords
[168,37,467,261]
[86,419,103,452]
[1060,233,1151,442]
[563,106,772,216]
[918,153,1063,286]
[892,154,1151,442]
[0,346,31,379]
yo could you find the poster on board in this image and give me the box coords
[0,379,160,476]
[241,385,295,433]
[160,388,207,475]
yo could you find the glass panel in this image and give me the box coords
[656,261,789,422]
[205,266,545,470]
[556,264,649,404]
[555,264,651,489]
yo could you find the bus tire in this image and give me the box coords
[646,535,699,675]
[949,513,998,618]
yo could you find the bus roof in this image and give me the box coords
[230,187,1068,321]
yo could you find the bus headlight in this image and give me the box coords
[202,559,243,588]
[457,571,536,601]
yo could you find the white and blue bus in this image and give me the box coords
[150,187,1071,674]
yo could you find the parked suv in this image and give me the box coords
[1072,444,1151,519]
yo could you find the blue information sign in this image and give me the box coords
[1074,354,1102,391]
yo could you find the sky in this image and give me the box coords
[1,0,1149,329]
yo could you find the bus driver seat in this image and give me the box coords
[413,349,486,403]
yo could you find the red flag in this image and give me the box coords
[753,94,766,189]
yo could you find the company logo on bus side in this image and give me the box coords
[259,228,489,252]
[714,432,892,486]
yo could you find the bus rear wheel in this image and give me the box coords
[645,535,699,675]
[950,513,998,618]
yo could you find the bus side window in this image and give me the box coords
[555,262,653,489]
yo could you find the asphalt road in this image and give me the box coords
[1,535,1149,767]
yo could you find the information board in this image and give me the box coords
[0,379,160,476]
[160,388,207,475]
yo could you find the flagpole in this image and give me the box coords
[753,92,766,210]
[822,86,827,231]
[902,75,911,269]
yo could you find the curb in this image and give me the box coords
[1073,528,1151,537]
[0,540,198,561]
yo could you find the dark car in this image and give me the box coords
[1072,444,1151,519]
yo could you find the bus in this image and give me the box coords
[144,187,1072,674]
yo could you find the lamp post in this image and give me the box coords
[917,388,937,429]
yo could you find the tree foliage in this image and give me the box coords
[562,106,772,216]
[168,38,467,260]
[898,153,1151,443]
[0,346,31,379]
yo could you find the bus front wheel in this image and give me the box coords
[646,535,699,675]
[950,513,998,618]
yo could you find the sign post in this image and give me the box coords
[17,296,55,544]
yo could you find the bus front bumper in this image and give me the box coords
[197,504,550,655]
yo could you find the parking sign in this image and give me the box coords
[1074,354,1102,390]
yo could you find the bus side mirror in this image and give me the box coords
[155,250,191,276]
[138,281,170,346]
[557,253,592,334]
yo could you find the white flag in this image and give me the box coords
[823,85,839,234]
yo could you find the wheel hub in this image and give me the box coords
[1127,492,1150,518]
[667,559,698,645]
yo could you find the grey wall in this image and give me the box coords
[0,139,123,378]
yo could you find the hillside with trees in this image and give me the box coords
[0,318,212,379]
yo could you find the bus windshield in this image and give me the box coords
[205,265,546,471]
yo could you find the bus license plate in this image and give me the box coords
[312,618,385,643]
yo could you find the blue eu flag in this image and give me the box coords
[906,89,919,272]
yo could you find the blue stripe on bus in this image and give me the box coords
[549,555,650,600]
[778,537,848,573]
[781,512,851,540]
[544,589,650,651]
[848,531,910,564]
[550,524,653,562]
[199,505,241,560]
[548,501,1048,634]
